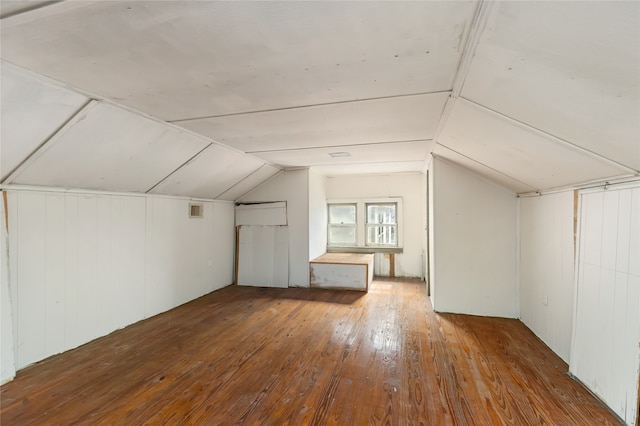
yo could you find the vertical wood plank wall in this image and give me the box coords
[571,184,640,424]
[4,190,235,372]
[519,191,575,363]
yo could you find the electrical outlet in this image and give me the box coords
[543,293,548,306]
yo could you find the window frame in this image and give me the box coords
[326,198,402,250]
[327,203,358,247]
[365,202,398,247]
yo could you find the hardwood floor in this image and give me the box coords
[1,279,621,425]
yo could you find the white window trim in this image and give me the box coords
[326,197,403,249]
[327,203,357,246]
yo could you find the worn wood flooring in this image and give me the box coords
[1,278,621,425]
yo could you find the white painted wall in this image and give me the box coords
[239,169,310,287]
[325,172,425,278]
[2,189,234,372]
[429,157,518,318]
[570,183,640,425]
[1,192,16,383]
[519,191,575,362]
[308,169,327,261]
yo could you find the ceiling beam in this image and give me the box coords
[430,0,493,148]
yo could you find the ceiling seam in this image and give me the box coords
[144,143,214,194]
[168,91,451,123]
[1,61,283,171]
[460,97,640,175]
[215,164,276,200]
[287,159,430,168]
[0,0,64,20]
[247,139,433,154]
[2,99,98,184]
[433,143,539,192]
[211,163,265,199]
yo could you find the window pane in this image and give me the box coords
[329,226,356,245]
[329,204,356,224]
[367,204,396,224]
[366,225,397,246]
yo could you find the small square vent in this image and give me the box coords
[189,203,203,218]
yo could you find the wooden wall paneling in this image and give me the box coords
[76,194,99,345]
[15,191,47,368]
[63,194,80,350]
[571,185,640,423]
[44,192,65,357]
[211,202,235,290]
[237,225,289,288]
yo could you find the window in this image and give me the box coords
[366,203,397,246]
[327,204,357,246]
[327,198,402,249]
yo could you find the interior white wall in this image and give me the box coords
[239,169,310,287]
[308,169,327,261]
[2,189,234,372]
[1,192,16,383]
[570,184,640,424]
[325,172,425,278]
[519,191,575,362]
[430,157,518,318]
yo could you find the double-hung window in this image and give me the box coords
[327,198,401,249]
[366,203,397,247]
[327,203,357,246]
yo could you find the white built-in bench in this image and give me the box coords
[309,253,374,292]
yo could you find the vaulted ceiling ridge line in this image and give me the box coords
[431,0,493,147]
[168,91,451,123]
[451,0,492,99]
[2,99,98,184]
[433,143,538,193]
[247,138,433,154]
[460,97,640,176]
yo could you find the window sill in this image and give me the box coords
[326,246,403,254]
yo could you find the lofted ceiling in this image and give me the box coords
[0,0,638,199]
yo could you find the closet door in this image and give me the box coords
[570,184,639,424]
[237,225,289,288]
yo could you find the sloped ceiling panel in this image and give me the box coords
[176,93,448,153]
[256,140,429,168]
[0,1,477,121]
[432,144,536,194]
[0,64,89,180]
[150,144,267,199]
[438,101,629,191]
[7,102,210,193]
[217,164,281,201]
[461,1,640,171]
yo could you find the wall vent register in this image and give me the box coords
[189,203,203,218]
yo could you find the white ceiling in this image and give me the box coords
[1,0,638,198]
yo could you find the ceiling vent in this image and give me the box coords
[189,202,203,218]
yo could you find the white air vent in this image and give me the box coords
[189,203,203,218]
